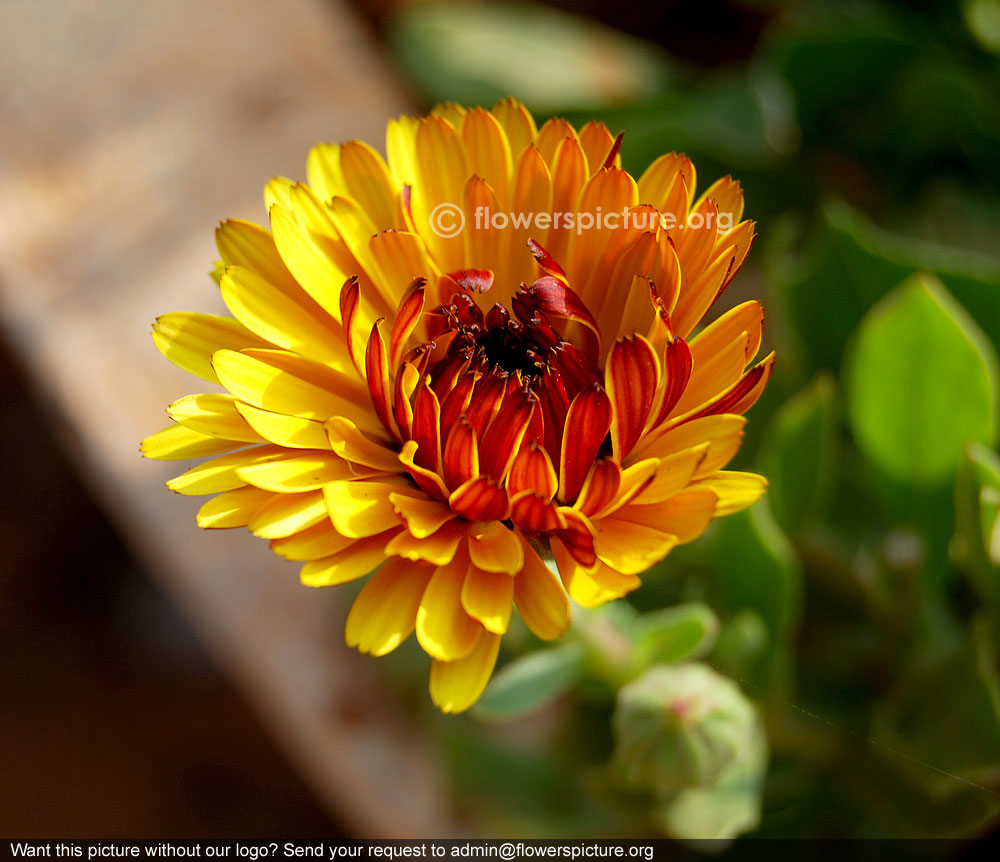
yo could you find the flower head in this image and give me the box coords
[142,100,773,712]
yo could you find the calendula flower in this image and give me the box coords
[142,99,772,713]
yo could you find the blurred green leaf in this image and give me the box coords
[474,643,585,721]
[758,375,839,537]
[845,272,998,485]
[873,615,1000,800]
[561,69,797,176]
[956,444,1000,600]
[711,610,769,681]
[965,0,1000,54]
[388,0,671,112]
[709,503,801,689]
[631,603,720,672]
[774,201,1000,381]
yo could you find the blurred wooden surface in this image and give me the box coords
[0,0,456,837]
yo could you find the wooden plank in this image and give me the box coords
[0,0,459,837]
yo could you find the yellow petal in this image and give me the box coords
[235,402,332,450]
[410,115,469,273]
[637,152,696,212]
[213,348,374,430]
[166,445,285,495]
[491,98,537,159]
[628,414,746,471]
[269,520,356,561]
[467,521,524,574]
[269,203,346,321]
[140,424,248,461]
[416,551,482,661]
[236,452,356,492]
[220,265,349,370]
[591,518,679,575]
[323,479,414,538]
[513,538,570,640]
[151,312,268,385]
[167,393,264,443]
[326,416,400,472]
[429,630,501,714]
[385,114,420,189]
[345,557,434,656]
[215,218,300,294]
[390,493,456,539]
[614,487,719,543]
[299,532,395,587]
[692,471,767,516]
[461,566,514,634]
[249,490,328,539]
[462,107,513,208]
[196,486,273,529]
[551,538,642,607]
[386,520,463,566]
[630,444,710,506]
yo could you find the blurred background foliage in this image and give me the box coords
[345,0,1000,843]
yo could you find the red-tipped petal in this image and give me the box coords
[339,275,363,375]
[521,276,601,357]
[365,319,398,439]
[449,476,511,522]
[602,131,624,170]
[479,387,536,480]
[507,440,558,499]
[443,418,479,490]
[510,491,568,533]
[399,440,450,501]
[606,335,659,459]
[651,335,693,428]
[439,371,479,433]
[443,269,494,294]
[389,277,426,368]
[685,353,775,422]
[574,459,622,517]
[554,508,597,569]
[411,376,443,474]
[559,384,613,503]
[527,238,569,285]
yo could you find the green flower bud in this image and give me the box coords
[612,663,759,794]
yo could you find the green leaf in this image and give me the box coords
[387,1,671,112]
[473,643,585,721]
[758,375,839,536]
[845,273,998,485]
[631,604,720,672]
[956,443,1000,601]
